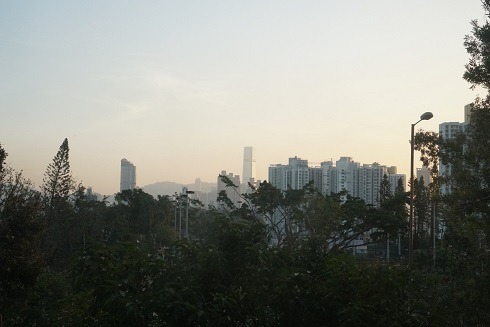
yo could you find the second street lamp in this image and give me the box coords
[409,111,433,263]
[185,189,195,239]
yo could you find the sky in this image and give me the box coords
[0,1,487,195]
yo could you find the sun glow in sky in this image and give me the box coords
[0,1,486,195]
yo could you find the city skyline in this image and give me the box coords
[1,1,485,195]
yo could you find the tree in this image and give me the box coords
[413,130,440,186]
[378,174,392,205]
[0,142,6,173]
[41,138,76,267]
[416,1,490,278]
[0,144,45,324]
[71,185,109,250]
[107,188,177,250]
[217,177,408,254]
[463,1,490,91]
[413,177,430,250]
[377,177,409,259]
[42,138,74,209]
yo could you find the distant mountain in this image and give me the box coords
[142,180,217,198]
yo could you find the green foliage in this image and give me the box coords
[0,146,45,325]
[0,142,6,173]
[379,174,392,205]
[414,130,441,196]
[109,188,177,248]
[464,8,490,90]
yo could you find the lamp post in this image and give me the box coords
[179,187,195,239]
[173,192,178,235]
[409,111,433,263]
[185,189,195,239]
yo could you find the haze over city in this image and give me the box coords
[1,1,485,195]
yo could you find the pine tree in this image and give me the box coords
[41,138,75,266]
[42,138,74,210]
[378,174,392,206]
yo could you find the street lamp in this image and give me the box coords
[178,187,195,239]
[409,111,433,263]
[185,189,195,239]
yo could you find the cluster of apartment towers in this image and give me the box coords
[218,147,408,208]
[119,103,470,206]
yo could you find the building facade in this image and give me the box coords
[438,103,475,194]
[242,146,256,190]
[439,122,465,194]
[217,170,241,207]
[288,156,310,190]
[120,158,136,192]
[354,163,387,206]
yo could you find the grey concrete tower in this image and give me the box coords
[120,158,136,191]
[242,146,256,185]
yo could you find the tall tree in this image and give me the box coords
[378,174,392,206]
[41,138,76,267]
[42,138,74,211]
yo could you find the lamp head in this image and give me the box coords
[420,112,433,121]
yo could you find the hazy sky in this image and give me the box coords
[0,1,486,195]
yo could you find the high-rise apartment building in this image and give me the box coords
[439,122,464,194]
[288,156,310,190]
[120,159,136,192]
[354,163,387,205]
[321,161,334,195]
[217,170,241,207]
[268,164,289,191]
[439,122,464,140]
[308,166,322,192]
[334,157,359,195]
[268,157,310,191]
[438,103,475,194]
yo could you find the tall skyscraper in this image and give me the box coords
[242,146,256,186]
[120,158,136,192]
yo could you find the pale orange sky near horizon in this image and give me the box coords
[0,1,486,195]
